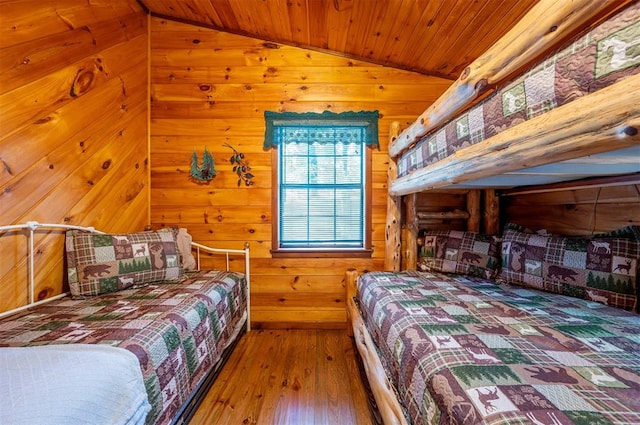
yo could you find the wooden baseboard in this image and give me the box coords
[250,321,348,330]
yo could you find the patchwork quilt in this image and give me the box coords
[397,1,640,178]
[357,271,640,425]
[0,270,247,425]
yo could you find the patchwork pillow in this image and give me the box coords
[417,230,501,279]
[66,227,184,298]
[498,224,639,311]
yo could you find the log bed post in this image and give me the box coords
[483,189,501,234]
[385,122,402,272]
[466,190,481,232]
[404,193,418,270]
[346,268,358,336]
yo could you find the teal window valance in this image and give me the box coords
[263,110,380,150]
[267,110,376,252]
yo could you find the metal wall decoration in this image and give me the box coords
[190,147,216,183]
[224,143,254,186]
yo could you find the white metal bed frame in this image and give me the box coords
[0,221,251,331]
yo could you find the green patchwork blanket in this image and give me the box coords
[358,270,640,425]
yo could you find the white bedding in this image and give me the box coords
[0,344,151,425]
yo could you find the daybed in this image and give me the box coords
[0,221,251,425]
[347,1,640,424]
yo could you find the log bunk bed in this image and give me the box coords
[0,222,251,425]
[347,1,640,424]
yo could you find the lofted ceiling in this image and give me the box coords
[139,0,640,190]
[139,0,541,80]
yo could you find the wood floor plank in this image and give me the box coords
[190,329,375,425]
[316,331,347,423]
[269,330,316,424]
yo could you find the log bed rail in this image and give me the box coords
[346,268,408,425]
[389,74,640,196]
[387,0,639,197]
[389,0,634,158]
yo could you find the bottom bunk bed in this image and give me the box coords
[347,227,640,425]
[0,222,250,425]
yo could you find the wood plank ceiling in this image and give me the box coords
[139,0,541,80]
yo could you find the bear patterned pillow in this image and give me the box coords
[66,227,184,298]
[418,230,501,279]
[499,225,639,311]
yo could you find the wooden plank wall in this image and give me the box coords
[402,190,471,270]
[149,18,452,328]
[0,0,149,312]
[404,183,640,271]
[503,183,640,236]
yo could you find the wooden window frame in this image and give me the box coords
[270,147,373,258]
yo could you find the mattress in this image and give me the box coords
[0,269,247,425]
[1,344,150,425]
[397,1,640,179]
[357,270,640,425]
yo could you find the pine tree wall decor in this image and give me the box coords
[190,147,216,183]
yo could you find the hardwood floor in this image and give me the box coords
[189,329,376,425]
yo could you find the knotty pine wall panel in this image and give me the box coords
[503,184,640,236]
[0,0,148,312]
[149,17,452,328]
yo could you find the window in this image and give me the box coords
[264,111,379,257]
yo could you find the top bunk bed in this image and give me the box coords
[387,0,640,196]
